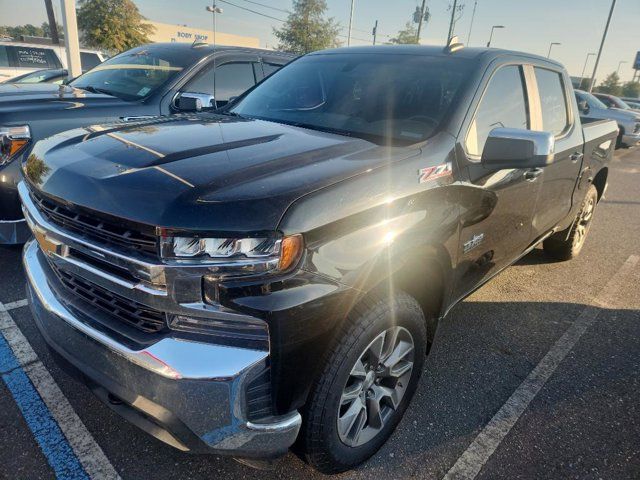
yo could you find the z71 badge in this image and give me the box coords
[419,162,452,184]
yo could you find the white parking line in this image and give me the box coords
[4,299,29,311]
[0,301,121,480]
[443,254,640,480]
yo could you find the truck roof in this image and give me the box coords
[310,44,563,69]
[136,42,293,57]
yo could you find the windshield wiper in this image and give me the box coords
[78,85,116,97]
[286,121,356,138]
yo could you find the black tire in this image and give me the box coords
[616,129,624,149]
[543,184,598,261]
[301,290,426,474]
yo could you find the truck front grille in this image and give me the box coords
[32,191,158,256]
[50,262,167,334]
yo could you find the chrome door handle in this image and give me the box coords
[570,152,584,163]
[524,168,543,181]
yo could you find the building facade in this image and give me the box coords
[146,21,260,48]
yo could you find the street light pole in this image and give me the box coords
[486,25,504,48]
[372,20,378,45]
[206,3,223,105]
[60,0,81,79]
[547,42,561,58]
[579,53,596,90]
[589,0,617,93]
[347,0,355,46]
[617,60,627,76]
[467,0,478,45]
[447,0,458,42]
[416,0,427,44]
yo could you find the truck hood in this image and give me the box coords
[24,114,418,233]
[0,83,127,115]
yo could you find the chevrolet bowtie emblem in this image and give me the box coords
[33,227,65,257]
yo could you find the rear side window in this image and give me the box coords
[0,46,9,67]
[263,62,282,78]
[534,67,569,135]
[466,65,529,156]
[80,52,102,71]
[9,46,61,69]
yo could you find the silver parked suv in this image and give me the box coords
[575,89,640,148]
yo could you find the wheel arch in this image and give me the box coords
[345,244,453,345]
[592,167,608,202]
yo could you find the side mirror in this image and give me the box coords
[481,128,555,169]
[175,92,215,112]
[577,99,589,114]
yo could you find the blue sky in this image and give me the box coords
[2,0,639,83]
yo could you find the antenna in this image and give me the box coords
[444,35,464,53]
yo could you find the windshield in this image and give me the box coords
[611,97,631,109]
[229,53,473,145]
[70,46,191,101]
[15,69,63,83]
[578,91,608,110]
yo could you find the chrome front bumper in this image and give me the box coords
[24,241,301,458]
[622,131,640,146]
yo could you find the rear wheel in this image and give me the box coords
[543,184,598,261]
[301,291,426,474]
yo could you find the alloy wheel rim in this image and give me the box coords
[575,196,595,246]
[337,326,415,447]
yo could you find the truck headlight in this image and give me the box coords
[160,234,303,273]
[0,125,31,166]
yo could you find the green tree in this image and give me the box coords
[595,71,622,96]
[389,21,419,45]
[621,81,640,99]
[0,24,45,39]
[77,0,154,53]
[0,22,64,40]
[274,0,341,54]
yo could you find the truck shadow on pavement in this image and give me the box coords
[69,299,635,480]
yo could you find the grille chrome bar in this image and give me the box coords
[50,262,167,334]
[31,189,158,256]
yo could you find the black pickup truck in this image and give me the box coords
[21,44,617,473]
[0,42,293,244]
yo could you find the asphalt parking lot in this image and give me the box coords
[1,146,639,480]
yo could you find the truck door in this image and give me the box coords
[452,64,541,301]
[528,67,583,236]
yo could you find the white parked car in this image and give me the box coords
[0,41,106,81]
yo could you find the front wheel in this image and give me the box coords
[543,184,598,261]
[301,291,426,474]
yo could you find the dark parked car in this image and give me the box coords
[0,42,294,243]
[593,92,640,113]
[3,68,68,84]
[21,45,616,473]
